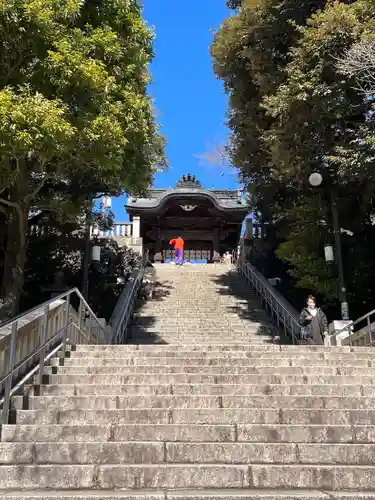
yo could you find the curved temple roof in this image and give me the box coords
[126,174,249,214]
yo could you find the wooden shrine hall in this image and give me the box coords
[125,174,249,263]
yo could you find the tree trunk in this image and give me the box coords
[0,182,29,321]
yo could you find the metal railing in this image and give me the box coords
[330,308,375,347]
[236,249,301,343]
[0,288,105,425]
[111,250,149,345]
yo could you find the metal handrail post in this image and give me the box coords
[367,316,373,345]
[38,304,50,384]
[2,321,18,425]
[0,287,105,342]
[111,249,149,345]
[78,299,84,333]
[62,294,70,354]
[88,314,93,343]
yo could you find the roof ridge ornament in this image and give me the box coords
[180,204,197,212]
[176,173,202,188]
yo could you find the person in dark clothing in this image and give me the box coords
[299,295,328,345]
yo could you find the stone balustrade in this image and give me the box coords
[29,222,135,239]
[91,222,133,239]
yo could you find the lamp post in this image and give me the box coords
[308,172,349,320]
[81,198,93,300]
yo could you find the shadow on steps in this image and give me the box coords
[127,279,174,345]
[210,269,292,345]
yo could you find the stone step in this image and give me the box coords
[128,328,273,332]
[129,326,271,330]
[132,317,270,320]
[129,323,266,327]
[126,336,275,342]
[73,345,366,352]
[27,383,375,397]
[128,333,270,337]
[136,300,258,304]
[135,296,256,299]
[128,329,269,333]
[135,304,258,308]
[127,332,274,336]
[138,297,262,300]
[129,323,268,326]
[140,299,260,301]
[128,341,278,347]
[57,357,372,367]
[1,490,375,500]
[140,311,267,314]
[131,317,266,321]
[2,441,375,465]
[137,303,259,306]
[46,373,375,386]
[132,316,261,320]
[67,348,375,359]
[130,321,270,325]
[44,365,375,376]
[132,309,265,314]
[14,408,375,425]
[129,340,277,345]
[11,394,375,411]
[129,329,270,333]
[133,314,260,318]
[1,464,375,489]
[4,423,375,443]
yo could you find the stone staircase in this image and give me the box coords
[128,264,278,345]
[1,264,375,498]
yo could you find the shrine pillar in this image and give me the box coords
[132,216,141,238]
[154,227,163,262]
[213,227,221,262]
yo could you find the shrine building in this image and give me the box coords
[125,174,249,263]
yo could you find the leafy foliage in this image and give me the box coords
[213,0,375,318]
[0,0,166,317]
[24,218,142,320]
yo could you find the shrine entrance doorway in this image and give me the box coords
[125,174,249,263]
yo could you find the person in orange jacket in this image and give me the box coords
[169,236,184,265]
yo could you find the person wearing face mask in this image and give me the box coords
[299,295,329,345]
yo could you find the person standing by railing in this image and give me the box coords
[169,236,184,266]
[220,251,232,264]
[299,295,328,345]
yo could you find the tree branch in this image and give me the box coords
[23,174,52,204]
[0,197,26,248]
[0,204,8,218]
[0,197,21,210]
[336,39,375,97]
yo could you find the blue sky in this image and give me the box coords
[112,1,239,221]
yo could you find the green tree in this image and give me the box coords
[0,0,166,318]
[213,0,375,316]
[264,0,375,312]
[211,0,327,218]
